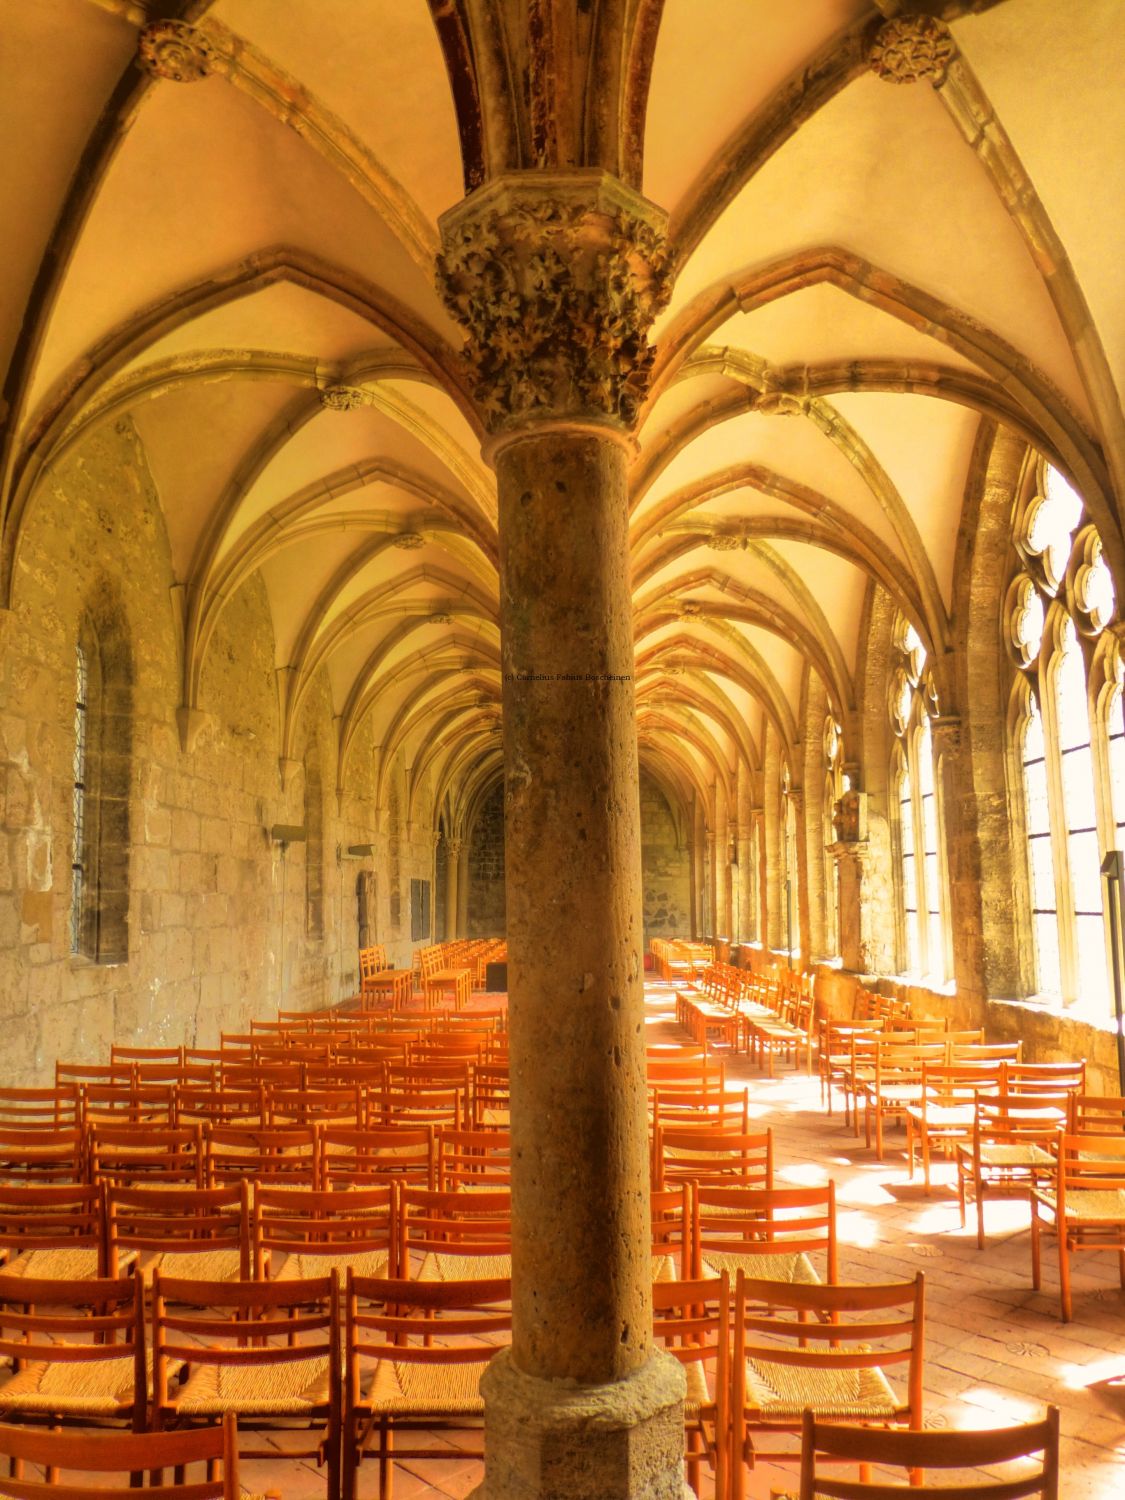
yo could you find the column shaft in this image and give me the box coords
[497,428,651,1384]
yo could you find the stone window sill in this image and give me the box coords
[987,994,1122,1037]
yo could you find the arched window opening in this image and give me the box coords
[823,716,842,959]
[70,642,90,955]
[781,763,800,957]
[305,751,324,940]
[70,594,132,964]
[889,614,949,980]
[1006,457,1119,1011]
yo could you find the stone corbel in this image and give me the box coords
[931,714,963,757]
[175,705,213,755]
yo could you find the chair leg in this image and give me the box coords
[1058,1230,1072,1322]
[975,1172,986,1250]
[1031,1201,1042,1290]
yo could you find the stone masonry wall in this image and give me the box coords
[640,771,690,940]
[0,417,434,1082]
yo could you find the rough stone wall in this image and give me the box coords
[0,417,394,1082]
[467,779,505,937]
[640,771,690,941]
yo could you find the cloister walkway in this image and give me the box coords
[242,979,1125,1500]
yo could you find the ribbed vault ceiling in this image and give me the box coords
[1,0,1121,832]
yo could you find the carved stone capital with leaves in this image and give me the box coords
[436,173,671,435]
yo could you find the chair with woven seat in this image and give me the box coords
[0,1183,105,1280]
[793,1405,1060,1498]
[655,1125,773,1191]
[956,1092,1067,1249]
[652,1273,729,1498]
[88,1122,204,1187]
[0,1126,85,1185]
[1031,1132,1125,1321]
[650,1182,692,1282]
[730,1270,924,1498]
[694,1181,837,1287]
[436,1126,511,1190]
[905,1062,1002,1194]
[203,1123,318,1186]
[152,1269,341,1500]
[319,1124,435,1190]
[106,1181,250,1282]
[253,1183,394,1281]
[343,1271,511,1500]
[0,1270,145,1432]
[398,1184,511,1281]
[0,1412,257,1498]
[0,1086,81,1134]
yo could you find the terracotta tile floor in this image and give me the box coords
[241,981,1125,1496]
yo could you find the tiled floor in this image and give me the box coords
[245,979,1125,1498]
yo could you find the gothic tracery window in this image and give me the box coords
[823,715,841,959]
[890,614,950,980]
[1008,459,1120,1009]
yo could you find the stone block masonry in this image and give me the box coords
[0,418,434,1082]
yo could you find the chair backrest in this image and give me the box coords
[0,1085,80,1131]
[345,1271,511,1376]
[0,1413,242,1498]
[319,1123,436,1189]
[1067,1091,1125,1133]
[397,1184,511,1271]
[693,1181,837,1283]
[88,1122,204,1187]
[655,1126,773,1190]
[105,1181,250,1278]
[252,1183,394,1279]
[0,1124,85,1183]
[798,1405,1060,1498]
[652,1273,729,1497]
[1055,1131,1125,1202]
[437,1127,512,1190]
[649,1085,749,1132]
[0,1182,105,1272]
[203,1123,317,1185]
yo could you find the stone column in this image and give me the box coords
[456,838,470,937]
[704,827,717,942]
[438,173,685,1499]
[790,785,810,968]
[445,836,462,940]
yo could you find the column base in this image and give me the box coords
[469,1347,690,1500]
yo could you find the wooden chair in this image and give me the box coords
[860,1042,946,1159]
[319,1124,436,1190]
[794,1405,1060,1498]
[694,1181,837,1287]
[0,1125,85,1184]
[905,1062,1003,1193]
[343,1272,511,1500]
[0,1183,105,1280]
[203,1123,317,1186]
[650,1182,692,1281]
[730,1271,924,1495]
[655,1126,773,1191]
[152,1270,341,1500]
[653,1274,729,1498]
[266,1086,363,1129]
[0,1085,80,1133]
[0,1270,145,1431]
[106,1181,250,1282]
[253,1182,394,1281]
[81,1082,175,1126]
[956,1093,1067,1249]
[1067,1092,1125,1134]
[1031,1133,1125,1321]
[88,1122,204,1187]
[650,1085,750,1133]
[398,1185,511,1281]
[436,1126,511,1190]
[173,1083,264,1127]
[0,1412,247,1498]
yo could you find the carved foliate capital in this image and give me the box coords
[436,173,671,434]
[869,16,957,86]
[138,21,214,82]
[447,837,464,858]
[320,385,370,412]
